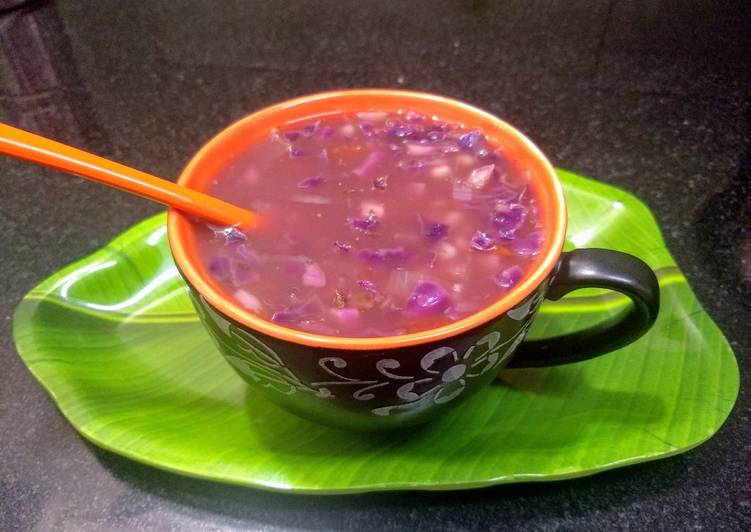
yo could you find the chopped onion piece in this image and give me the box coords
[445,210,463,225]
[468,164,495,189]
[283,131,300,141]
[406,182,427,196]
[332,307,360,326]
[339,124,356,137]
[290,194,331,204]
[353,151,386,177]
[405,111,425,122]
[452,182,473,201]
[361,200,385,217]
[438,241,457,259]
[356,112,389,122]
[386,268,422,298]
[242,166,260,186]
[406,143,436,156]
[302,263,327,287]
[398,159,426,171]
[234,289,262,312]
[431,165,452,179]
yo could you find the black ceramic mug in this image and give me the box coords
[168,90,660,430]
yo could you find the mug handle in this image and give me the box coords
[507,248,660,368]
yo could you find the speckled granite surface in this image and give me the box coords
[0,1,748,530]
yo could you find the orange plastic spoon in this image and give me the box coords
[0,123,258,229]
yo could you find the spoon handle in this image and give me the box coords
[0,123,258,229]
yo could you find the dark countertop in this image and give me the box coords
[1,1,749,530]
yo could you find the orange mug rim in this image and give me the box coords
[167,89,567,351]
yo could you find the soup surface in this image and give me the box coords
[192,110,544,337]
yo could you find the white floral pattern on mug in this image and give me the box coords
[195,292,538,416]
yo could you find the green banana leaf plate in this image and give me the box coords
[12,169,739,494]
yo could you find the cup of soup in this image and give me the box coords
[167,90,660,430]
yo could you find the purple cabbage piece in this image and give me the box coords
[494,265,524,289]
[357,280,378,293]
[492,204,527,237]
[360,122,374,133]
[207,256,231,281]
[334,240,352,252]
[373,175,388,190]
[513,233,545,256]
[298,175,326,188]
[283,131,300,141]
[289,147,306,158]
[271,296,324,325]
[303,121,319,136]
[458,130,482,150]
[387,123,412,138]
[358,247,408,265]
[425,222,449,242]
[319,126,335,139]
[489,185,518,202]
[297,296,324,318]
[235,243,260,267]
[349,214,381,232]
[407,281,451,315]
[231,261,258,286]
[470,230,496,251]
[212,225,246,245]
[271,310,297,324]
